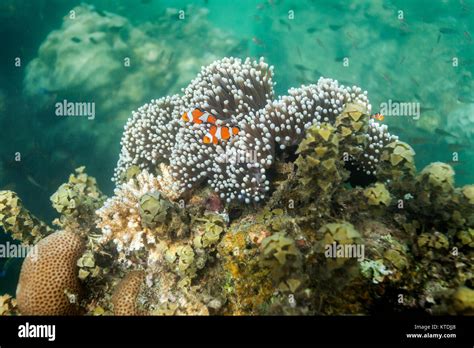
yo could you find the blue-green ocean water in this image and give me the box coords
[0,0,473,295]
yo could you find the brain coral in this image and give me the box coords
[16,230,85,315]
[112,270,145,316]
[114,57,396,204]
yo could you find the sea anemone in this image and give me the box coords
[114,57,397,203]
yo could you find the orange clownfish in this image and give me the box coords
[203,125,240,145]
[182,108,217,125]
[373,113,384,121]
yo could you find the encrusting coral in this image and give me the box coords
[2,57,473,316]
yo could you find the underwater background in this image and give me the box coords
[0,0,473,296]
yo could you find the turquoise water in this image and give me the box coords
[0,0,473,295]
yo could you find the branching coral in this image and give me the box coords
[97,170,169,257]
[97,168,192,269]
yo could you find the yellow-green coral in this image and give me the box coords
[259,232,302,284]
[462,185,474,204]
[139,192,172,228]
[452,286,474,315]
[0,294,18,316]
[0,190,52,244]
[294,123,348,219]
[363,183,392,206]
[315,222,363,273]
[417,232,450,252]
[50,166,105,223]
[418,162,455,192]
[334,103,369,158]
[456,228,474,248]
[378,141,416,185]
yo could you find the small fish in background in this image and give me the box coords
[252,37,265,47]
[294,64,310,72]
[279,19,291,31]
[168,52,175,65]
[463,31,472,42]
[26,175,47,191]
[203,125,240,145]
[420,106,435,113]
[448,143,469,151]
[316,38,326,49]
[408,136,431,145]
[381,73,392,85]
[457,94,474,103]
[372,113,384,121]
[313,68,325,78]
[296,46,303,60]
[398,21,411,35]
[448,160,462,167]
[460,0,471,12]
[1,183,16,191]
[96,9,108,17]
[334,56,347,63]
[182,108,217,125]
[439,27,458,34]
[435,128,459,138]
[410,77,420,87]
[329,24,343,31]
[307,27,317,34]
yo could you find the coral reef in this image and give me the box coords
[3,58,472,316]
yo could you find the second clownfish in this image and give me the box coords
[373,113,384,121]
[182,108,217,125]
[203,125,240,145]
